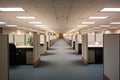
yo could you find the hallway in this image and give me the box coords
[10,39,103,80]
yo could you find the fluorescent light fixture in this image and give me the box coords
[77,25,88,27]
[109,27,119,29]
[28,22,42,24]
[88,16,108,19]
[100,8,120,12]
[0,7,25,12]
[6,25,18,27]
[16,16,35,19]
[100,25,111,27]
[93,27,101,29]
[35,25,46,27]
[110,22,120,24]
[81,22,95,24]
[0,22,6,24]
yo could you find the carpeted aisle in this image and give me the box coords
[9,39,103,80]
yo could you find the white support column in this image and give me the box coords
[0,35,9,80]
[82,34,88,65]
[33,33,40,67]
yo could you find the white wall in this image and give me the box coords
[104,34,119,80]
[0,35,9,80]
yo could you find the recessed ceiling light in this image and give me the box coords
[100,25,111,27]
[88,16,108,19]
[100,8,120,12]
[77,25,88,27]
[40,27,48,28]
[0,7,25,12]
[16,16,35,19]
[110,22,120,24]
[81,22,95,24]
[35,25,46,27]
[0,22,6,24]
[28,22,42,24]
[109,27,119,29]
[6,25,18,27]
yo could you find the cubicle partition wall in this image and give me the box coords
[9,34,33,46]
[14,34,25,46]
[33,34,40,67]
[77,34,82,54]
[64,34,72,46]
[0,35,9,80]
[82,34,88,65]
[88,33,103,64]
[40,34,47,55]
[8,34,34,65]
[103,34,120,80]
[50,36,57,45]
[47,35,50,49]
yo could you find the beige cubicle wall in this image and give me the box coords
[9,34,33,46]
[77,34,82,43]
[75,34,82,54]
[14,34,25,46]
[81,33,103,64]
[33,33,40,67]
[0,28,2,34]
[87,33,103,64]
[82,34,88,65]
[96,33,103,45]
[9,34,34,65]
[40,34,47,55]
[9,34,14,43]
[88,33,95,45]
[75,34,78,54]
[104,34,120,80]
[0,35,9,80]
[50,36,57,45]
[64,34,72,46]
[88,33,103,45]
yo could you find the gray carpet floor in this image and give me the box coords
[9,39,103,80]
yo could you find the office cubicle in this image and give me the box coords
[0,35,9,80]
[40,34,47,55]
[87,33,103,64]
[77,34,82,54]
[8,34,33,65]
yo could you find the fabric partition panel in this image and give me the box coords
[0,35,9,80]
[104,34,119,80]
[82,34,88,65]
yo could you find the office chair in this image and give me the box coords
[9,43,21,65]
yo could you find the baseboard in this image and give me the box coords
[82,56,88,65]
[103,74,110,80]
[33,57,40,67]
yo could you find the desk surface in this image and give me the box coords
[88,45,103,47]
[16,46,33,48]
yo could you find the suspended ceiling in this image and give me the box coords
[0,0,120,33]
